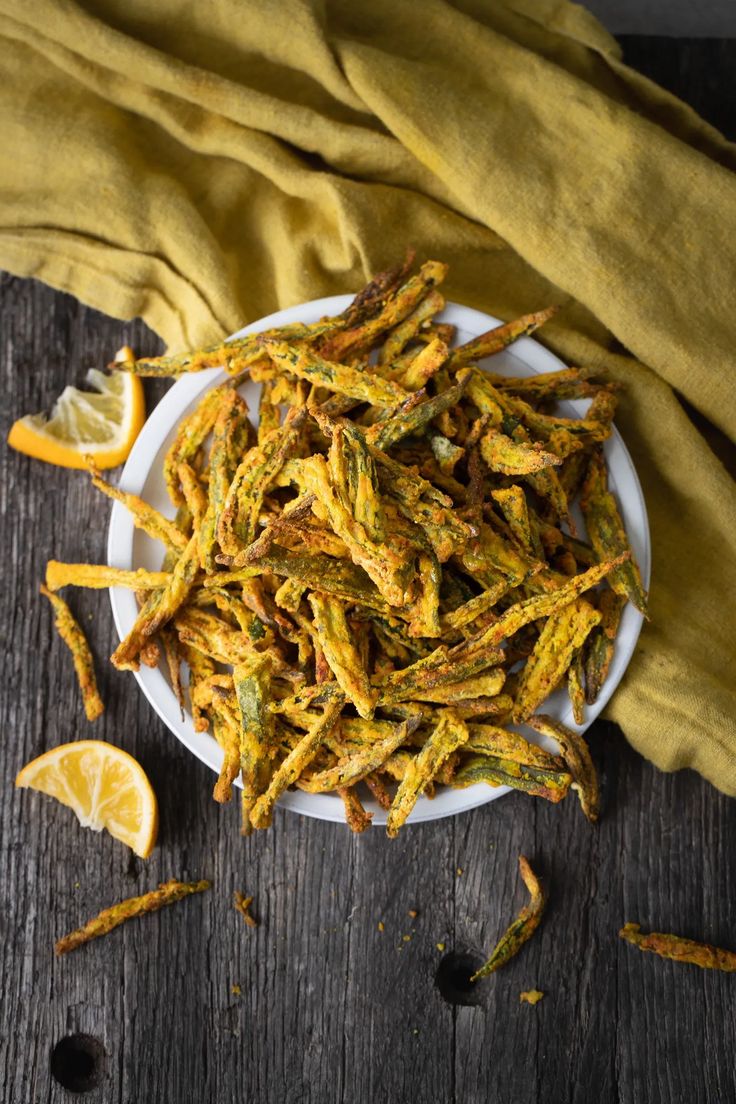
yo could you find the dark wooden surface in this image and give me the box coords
[1,37,735,1104]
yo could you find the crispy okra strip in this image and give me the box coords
[162,373,250,505]
[452,695,514,722]
[451,754,572,803]
[365,371,470,452]
[211,705,242,804]
[487,366,606,400]
[490,486,536,556]
[45,562,171,592]
[427,427,464,474]
[480,427,560,476]
[584,590,625,704]
[375,641,503,705]
[448,307,557,370]
[386,709,469,836]
[246,546,391,613]
[300,451,412,607]
[123,320,339,377]
[513,599,602,722]
[365,773,393,810]
[220,407,306,559]
[567,649,586,725]
[269,680,343,718]
[199,390,250,571]
[257,379,281,444]
[441,581,508,633]
[407,550,442,639]
[320,260,448,362]
[337,250,417,331]
[266,341,410,408]
[88,467,188,553]
[406,669,505,704]
[464,555,628,652]
[505,392,614,446]
[373,451,473,562]
[460,523,543,589]
[177,462,208,531]
[235,657,275,833]
[174,608,268,667]
[40,585,104,721]
[233,891,259,928]
[111,535,200,672]
[305,720,412,792]
[619,924,736,971]
[581,450,648,616]
[470,856,545,980]
[526,714,599,822]
[179,642,216,732]
[274,578,307,613]
[325,416,387,544]
[308,592,376,719]
[55,879,211,955]
[250,694,345,829]
[466,724,566,770]
[338,786,373,832]
[233,492,318,565]
[161,627,185,716]
[378,287,445,365]
[390,335,449,391]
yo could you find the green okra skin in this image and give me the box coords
[451,754,572,803]
[584,590,625,704]
[526,713,600,823]
[235,657,276,835]
[581,449,649,616]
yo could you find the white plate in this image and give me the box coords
[108,297,650,827]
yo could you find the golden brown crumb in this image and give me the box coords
[233,891,258,928]
[520,989,544,1005]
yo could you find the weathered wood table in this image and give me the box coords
[2,36,735,1104]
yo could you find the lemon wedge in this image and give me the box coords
[8,362,144,470]
[16,740,159,858]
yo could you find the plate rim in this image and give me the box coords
[107,295,651,827]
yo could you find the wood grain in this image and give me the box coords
[1,37,735,1104]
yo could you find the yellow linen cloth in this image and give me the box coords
[1,0,735,789]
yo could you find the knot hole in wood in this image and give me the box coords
[51,1034,106,1094]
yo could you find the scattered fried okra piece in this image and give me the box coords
[471,856,545,980]
[619,924,736,971]
[40,585,104,721]
[55,878,211,955]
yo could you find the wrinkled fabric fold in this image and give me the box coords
[1,0,735,790]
